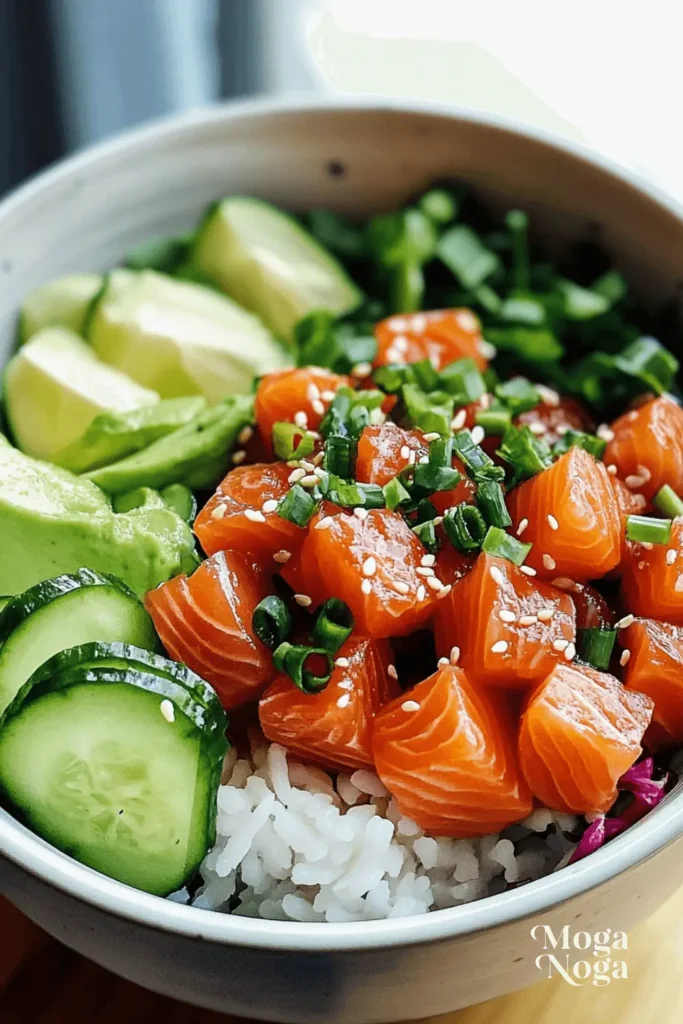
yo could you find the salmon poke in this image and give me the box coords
[0,187,680,923]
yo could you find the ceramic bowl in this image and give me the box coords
[1,98,682,1024]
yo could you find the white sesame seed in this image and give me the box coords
[394,581,410,595]
[384,348,402,364]
[421,554,436,567]
[450,646,460,665]
[552,576,574,589]
[489,566,505,585]
[641,540,653,552]
[499,609,516,623]
[537,608,554,622]
[288,468,306,484]
[294,411,309,428]
[388,664,399,679]
[520,565,537,576]
[311,398,325,417]
[418,455,430,465]
[354,507,369,520]
[351,362,373,378]
[422,432,441,443]
[411,314,427,333]
[416,566,435,577]
[361,579,372,595]
[337,694,351,709]
[337,679,353,691]
[542,554,557,571]
[388,317,408,333]
[272,549,292,564]
[238,425,254,445]
[299,459,315,472]
[335,657,350,668]
[300,474,319,489]
[245,509,266,523]
[417,585,426,601]
[313,467,327,481]
[620,649,631,667]
[315,516,334,531]
[408,449,417,466]
[231,450,247,465]
[362,556,377,577]
[615,614,635,629]
[636,465,651,482]
[676,576,683,593]
[516,518,529,537]
[519,615,538,626]
[547,514,559,531]
[638,560,646,570]
[596,424,615,442]
[306,382,321,402]
[312,450,325,466]
[451,409,467,431]
[308,430,322,440]
[625,474,646,489]
[553,639,569,652]
[564,642,576,661]
[321,390,336,402]
[294,593,312,607]
[426,576,444,591]
[627,410,638,422]
[437,584,452,599]
[400,445,411,460]
[667,548,677,565]
[262,499,279,514]
[470,426,485,446]
[211,504,227,520]
[160,699,175,723]
[437,657,449,668]
[537,385,560,407]
[491,640,509,654]
[606,463,618,476]
[393,335,409,353]
[402,700,420,712]
[528,421,547,436]
[456,310,479,332]
[477,339,497,360]
[556,424,569,436]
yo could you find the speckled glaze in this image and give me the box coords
[1,99,683,1023]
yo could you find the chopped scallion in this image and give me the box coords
[252,596,293,649]
[402,384,453,435]
[497,425,553,488]
[505,210,530,292]
[443,504,487,554]
[476,479,512,529]
[552,430,607,461]
[272,422,316,461]
[323,435,356,478]
[625,514,672,546]
[383,475,412,511]
[439,357,486,403]
[413,462,462,493]
[481,525,531,566]
[372,363,414,394]
[310,598,354,653]
[653,484,683,519]
[614,337,679,396]
[577,629,616,671]
[412,519,441,554]
[437,225,500,290]
[494,376,541,416]
[452,430,506,482]
[418,188,459,225]
[412,358,441,393]
[272,642,334,694]
[475,403,512,435]
[277,485,319,527]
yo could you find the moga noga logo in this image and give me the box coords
[531,925,628,986]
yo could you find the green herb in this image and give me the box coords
[402,384,454,435]
[614,337,679,396]
[321,474,385,509]
[277,485,319,527]
[272,422,316,461]
[383,475,412,511]
[272,642,334,693]
[495,377,541,416]
[413,461,462,493]
[497,425,553,487]
[552,430,607,461]
[481,525,531,565]
[505,210,530,292]
[392,261,424,313]
[252,596,293,649]
[653,485,683,518]
[475,403,512,435]
[439,358,486,403]
[367,209,437,268]
[412,519,441,554]
[323,435,356,478]
[626,514,673,546]
[476,479,512,529]
[557,279,610,321]
[484,326,564,362]
[578,628,617,671]
[412,358,441,393]
[438,225,500,289]
[443,504,487,553]
[295,313,378,376]
[310,598,354,652]
[373,363,414,394]
[307,210,366,259]
[418,188,459,225]
[452,430,506,482]
[498,296,546,326]
[592,270,627,304]
[415,498,438,523]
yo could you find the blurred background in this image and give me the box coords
[2,0,682,200]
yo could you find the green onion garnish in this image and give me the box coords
[552,430,607,461]
[277,485,319,527]
[475,403,512,436]
[323,435,356,478]
[494,377,540,416]
[310,598,354,653]
[418,188,459,225]
[272,642,334,694]
[476,479,512,529]
[439,358,486,403]
[321,475,385,509]
[357,483,386,509]
[272,422,316,461]
[415,498,438,523]
[484,326,565,362]
[437,224,501,290]
[452,430,506,482]
[383,475,412,511]
[413,462,462,494]
[412,358,441,393]
[252,596,293,649]
[481,525,531,566]
[497,425,553,487]
[613,337,679,396]
[505,210,530,292]
[577,628,617,671]
[443,504,487,554]
[402,384,454,436]
[625,515,673,546]
[373,363,414,394]
[653,484,683,519]
[412,519,441,554]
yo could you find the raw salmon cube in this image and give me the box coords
[621,518,683,625]
[374,309,487,371]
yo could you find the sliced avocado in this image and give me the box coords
[0,437,198,597]
[192,196,363,342]
[19,273,103,343]
[3,328,159,462]
[112,487,167,514]
[53,396,207,473]
[85,395,253,495]
[160,484,197,524]
[88,268,289,404]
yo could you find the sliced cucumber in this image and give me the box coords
[192,197,363,342]
[0,570,158,716]
[160,484,197,524]
[0,666,227,895]
[20,273,103,343]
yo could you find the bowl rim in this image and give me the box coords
[1,92,683,953]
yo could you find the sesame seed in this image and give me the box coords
[477,339,497,360]
[337,694,351,709]
[351,362,373,378]
[556,424,569,436]
[308,430,322,440]
[337,679,353,691]
[537,608,554,622]
[384,348,401,364]
[362,556,377,577]
[547,514,559,531]
[676,576,683,592]
[335,657,350,668]
[638,560,646,570]
[160,699,175,723]
[479,392,493,410]
[388,664,399,679]
[418,455,430,465]
[313,467,327,480]
[300,474,319,488]
[451,409,467,431]
[422,432,440,443]
[615,614,635,629]
[471,426,485,445]
[394,581,410,595]
[408,449,417,466]
[411,314,427,333]
[315,516,334,531]
[489,565,505,585]
[417,585,426,601]
[393,335,409,353]
[437,585,452,599]
[361,579,372,596]
[311,398,325,416]
[606,463,618,476]
[596,424,615,442]
[400,445,410,460]
[321,389,336,402]
[211,504,227,520]
[625,474,646,489]
[273,549,292,563]
[519,614,538,626]
[528,421,547,436]
[426,576,443,591]
[564,642,576,661]
[516,518,529,537]
[312,450,325,465]
[456,310,479,332]
[388,316,408,332]
[553,639,569,652]
[238,425,254,445]
[520,565,537,576]
[450,646,460,665]
[667,549,677,565]
[231,450,247,465]
[542,554,556,571]
[262,499,279,514]
[437,657,449,668]
[294,411,308,428]
[416,566,435,577]
[499,609,516,623]
[620,649,631,667]
[402,700,420,712]
[491,640,509,654]
[294,593,312,607]
[537,385,560,407]
[299,459,315,472]
[306,382,321,401]
[421,554,436,567]
[636,465,651,482]
[245,509,266,523]
[288,468,306,484]
[354,507,369,520]
[627,410,638,422]
[552,576,575,589]
[641,541,653,552]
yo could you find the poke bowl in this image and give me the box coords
[0,98,683,1023]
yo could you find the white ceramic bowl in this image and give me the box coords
[1,98,683,1024]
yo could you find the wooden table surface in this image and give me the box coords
[1,888,681,1024]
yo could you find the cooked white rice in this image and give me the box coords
[170,731,579,922]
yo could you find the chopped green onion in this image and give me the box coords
[505,210,530,292]
[272,642,334,694]
[497,425,553,488]
[277,485,319,527]
[418,188,459,225]
[294,311,379,375]
[552,430,607,461]
[481,525,531,566]
[443,504,487,554]
[307,210,367,259]
[476,480,512,529]
[577,628,617,671]
[357,483,386,509]
[592,270,627,305]
[383,475,412,511]
[319,389,353,438]
[412,358,441,393]
[311,598,354,653]
[348,405,371,440]
[614,337,679,396]
[323,435,356,478]
[498,296,545,326]
[372,363,414,394]
[412,519,441,554]
[475,403,512,435]
[392,261,424,313]
[272,422,316,461]
[452,430,506,482]
[484,326,564,362]
[402,384,454,436]
[341,335,378,370]
[473,284,503,315]
[437,225,500,289]
[427,436,454,468]
[494,377,541,416]
[626,514,672,546]
[653,484,683,518]
[321,475,385,509]
[557,279,610,321]
[252,596,293,649]
[415,498,438,523]
[439,357,486,403]
[367,208,437,268]
[413,462,462,493]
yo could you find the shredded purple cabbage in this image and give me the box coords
[569,757,669,864]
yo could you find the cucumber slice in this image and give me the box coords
[20,274,103,343]
[0,669,227,895]
[160,484,197,524]
[192,197,363,342]
[0,570,158,716]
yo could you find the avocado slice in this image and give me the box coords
[19,273,103,343]
[0,437,198,598]
[112,487,168,514]
[3,328,159,462]
[54,396,207,473]
[192,196,362,342]
[85,395,253,495]
[88,268,289,403]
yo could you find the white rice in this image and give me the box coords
[170,734,579,922]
